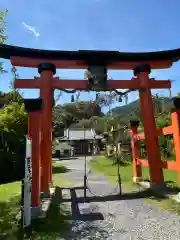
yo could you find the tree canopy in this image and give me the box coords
[0,9,8,74]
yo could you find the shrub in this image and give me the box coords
[0,103,28,183]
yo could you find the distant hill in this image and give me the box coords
[110,96,172,120]
[111,99,139,117]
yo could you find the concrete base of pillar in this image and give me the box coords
[31,206,41,219]
[133,176,143,183]
[150,182,166,196]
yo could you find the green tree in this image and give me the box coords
[0,90,24,108]
[0,9,8,74]
[52,101,103,136]
[0,102,28,183]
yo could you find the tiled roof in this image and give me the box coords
[57,128,103,140]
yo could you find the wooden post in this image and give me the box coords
[30,112,41,208]
[134,64,164,193]
[49,131,53,185]
[171,98,180,185]
[28,117,32,139]
[38,63,56,193]
[49,91,55,185]
[130,121,142,182]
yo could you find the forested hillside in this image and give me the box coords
[110,96,172,120]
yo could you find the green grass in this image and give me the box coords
[0,162,73,239]
[26,187,72,240]
[0,181,21,202]
[90,156,180,215]
[52,162,73,187]
[0,181,21,239]
[142,166,179,188]
[90,155,137,190]
[26,163,73,239]
[90,156,132,181]
[90,156,179,188]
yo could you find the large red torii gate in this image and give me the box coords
[1,44,179,215]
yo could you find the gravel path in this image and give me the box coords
[58,157,180,240]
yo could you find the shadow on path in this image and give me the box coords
[57,157,79,161]
[61,187,167,203]
[70,188,104,221]
[26,187,109,239]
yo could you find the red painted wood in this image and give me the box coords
[52,78,88,90]
[156,126,173,136]
[138,71,164,184]
[171,112,180,184]
[148,80,171,89]
[14,78,171,91]
[40,70,53,193]
[11,56,173,70]
[30,112,41,207]
[134,126,174,140]
[14,79,40,89]
[137,159,177,170]
[130,126,142,179]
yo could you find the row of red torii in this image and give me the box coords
[3,44,180,214]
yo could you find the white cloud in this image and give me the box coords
[22,22,40,38]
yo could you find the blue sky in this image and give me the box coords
[1,0,180,109]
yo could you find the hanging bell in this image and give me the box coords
[76,92,80,101]
[71,95,75,102]
[124,94,128,104]
[169,88,172,98]
[96,93,99,101]
[118,95,122,102]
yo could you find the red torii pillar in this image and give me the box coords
[25,64,55,194]
[134,64,165,193]
[171,100,180,185]
[17,63,55,195]
[30,112,41,204]
[38,63,56,193]
[130,120,142,183]
[24,98,42,217]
